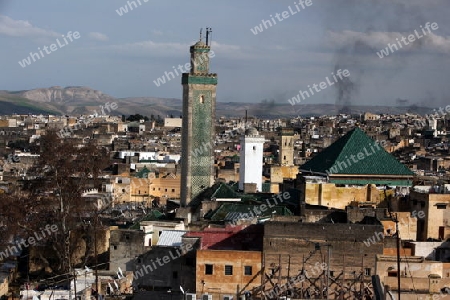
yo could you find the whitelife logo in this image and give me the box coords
[0,224,58,261]
[287,69,350,106]
[153,50,215,87]
[116,0,150,16]
[376,22,439,58]
[18,31,81,68]
[250,0,313,35]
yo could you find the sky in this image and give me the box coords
[0,0,449,108]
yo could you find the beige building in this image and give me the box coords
[0,273,9,297]
[139,221,185,246]
[300,177,394,209]
[410,188,450,241]
[381,211,418,241]
[150,174,181,200]
[376,255,450,298]
[196,250,262,299]
[164,117,182,128]
[279,128,295,166]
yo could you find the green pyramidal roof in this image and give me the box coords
[301,128,414,176]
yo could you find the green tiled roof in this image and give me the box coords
[135,166,151,178]
[206,202,293,221]
[129,210,164,229]
[261,183,271,193]
[211,183,241,199]
[301,128,414,176]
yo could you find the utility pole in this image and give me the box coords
[326,245,331,299]
[286,255,290,298]
[94,213,99,300]
[278,254,281,300]
[301,255,304,298]
[73,268,77,300]
[396,214,401,300]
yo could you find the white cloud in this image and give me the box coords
[151,29,163,36]
[88,32,109,42]
[327,29,450,54]
[210,41,241,52]
[0,15,59,37]
[108,39,243,57]
[110,40,187,57]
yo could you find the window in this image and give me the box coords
[172,189,175,192]
[253,146,256,150]
[244,266,252,275]
[125,234,130,240]
[437,204,447,209]
[365,268,371,276]
[205,264,213,275]
[113,245,117,250]
[329,271,334,277]
[165,189,168,192]
[200,95,205,104]
[225,265,233,275]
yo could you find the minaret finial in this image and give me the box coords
[206,27,212,46]
[199,28,203,42]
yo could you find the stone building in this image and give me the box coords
[376,255,450,299]
[410,187,450,241]
[109,229,151,272]
[133,234,198,292]
[279,128,294,166]
[299,127,414,210]
[185,224,264,300]
[180,34,217,206]
[262,221,384,299]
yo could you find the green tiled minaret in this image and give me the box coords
[180,32,217,206]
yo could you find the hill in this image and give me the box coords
[0,86,433,118]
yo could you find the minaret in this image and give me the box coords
[180,30,217,206]
[279,128,294,166]
[239,128,264,193]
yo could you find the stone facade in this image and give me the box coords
[180,40,217,206]
[109,229,151,272]
[410,190,450,241]
[195,250,262,300]
[262,221,384,299]
[279,128,294,166]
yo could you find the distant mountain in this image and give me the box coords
[0,86,434,117]
[17,86,113,104]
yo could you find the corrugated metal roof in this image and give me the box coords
[156,230,187,247]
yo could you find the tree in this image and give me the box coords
[24,130,110,274]
[126,114,149,122]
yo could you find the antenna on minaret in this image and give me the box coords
[206,27,212,46]
[199,28,203,42]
